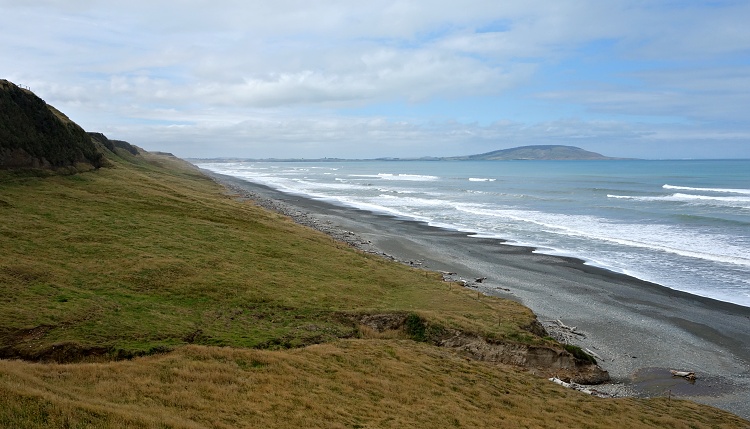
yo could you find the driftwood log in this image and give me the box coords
[670,370,696,381]
[584,348,602,361]
[548,377,609,397]
[548,319,586,337]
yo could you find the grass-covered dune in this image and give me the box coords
[1,150,748,427]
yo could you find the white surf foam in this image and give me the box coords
[608,193,750,209]
[456,206,750,268]
[664,184,750,195]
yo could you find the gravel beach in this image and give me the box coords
[208,171,750,420]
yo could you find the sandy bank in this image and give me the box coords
[207,170,750,420]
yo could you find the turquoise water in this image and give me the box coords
[198,159,750,307]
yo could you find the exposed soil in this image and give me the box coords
[353,312,610,385]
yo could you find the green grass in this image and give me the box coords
[0,151,538,359]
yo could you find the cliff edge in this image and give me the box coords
[0,79,104,171]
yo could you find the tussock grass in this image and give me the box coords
[1,341,746,428]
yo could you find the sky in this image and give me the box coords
[1,1,750,159]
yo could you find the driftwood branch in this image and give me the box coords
[670,370,696,381]
[548,319,585,337]
[549,377,608,397]
[542,319,589,345]
[556,319,576,332]
[584,348,602,361]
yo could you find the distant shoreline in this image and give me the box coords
[187,143,623,162]
[188,157,634,163]
[205,168,750,420]
[190,157,747,162]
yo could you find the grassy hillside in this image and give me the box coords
[0,151,747,427]
[0,152,540,360]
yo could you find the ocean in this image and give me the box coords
[196,159,750,308]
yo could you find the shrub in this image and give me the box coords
[563,344,596,364]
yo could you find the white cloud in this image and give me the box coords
[537,65,750,123]
[1,0,749,158]
[104,111,748,161]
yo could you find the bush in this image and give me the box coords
[563,344,596,364]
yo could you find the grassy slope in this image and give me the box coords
[0,152,537,358]
[0,152,747,427]
[2,342,748,429]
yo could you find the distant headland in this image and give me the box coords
[443,145,617,161]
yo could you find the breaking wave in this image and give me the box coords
[663,184,750,195]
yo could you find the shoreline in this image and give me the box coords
[206,170,750,419]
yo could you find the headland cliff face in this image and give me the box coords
[0,79,104,170]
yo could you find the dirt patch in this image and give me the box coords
[357,313,408,331]
[438,331,609,384]
[351,312,610,384]
[0,340,110,363]
[0,325,157,363]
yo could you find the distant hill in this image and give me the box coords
[0,79,144,172]
[449,145,614,160]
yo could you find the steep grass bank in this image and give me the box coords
[0,79,104,170]
[0,152,539,360]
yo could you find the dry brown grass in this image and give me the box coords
[1,341,747,428]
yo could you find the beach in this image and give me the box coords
[209,171,750,419]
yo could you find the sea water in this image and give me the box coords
[196,159,750,308]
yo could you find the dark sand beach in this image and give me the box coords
[208,171,750,419]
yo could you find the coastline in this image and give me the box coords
[206,170,750,419]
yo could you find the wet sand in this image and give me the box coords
[209,171,750,420]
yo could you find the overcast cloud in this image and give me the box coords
[1,0,749,159]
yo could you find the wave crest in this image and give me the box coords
[608,193,750,209]
[663,184,750,195]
